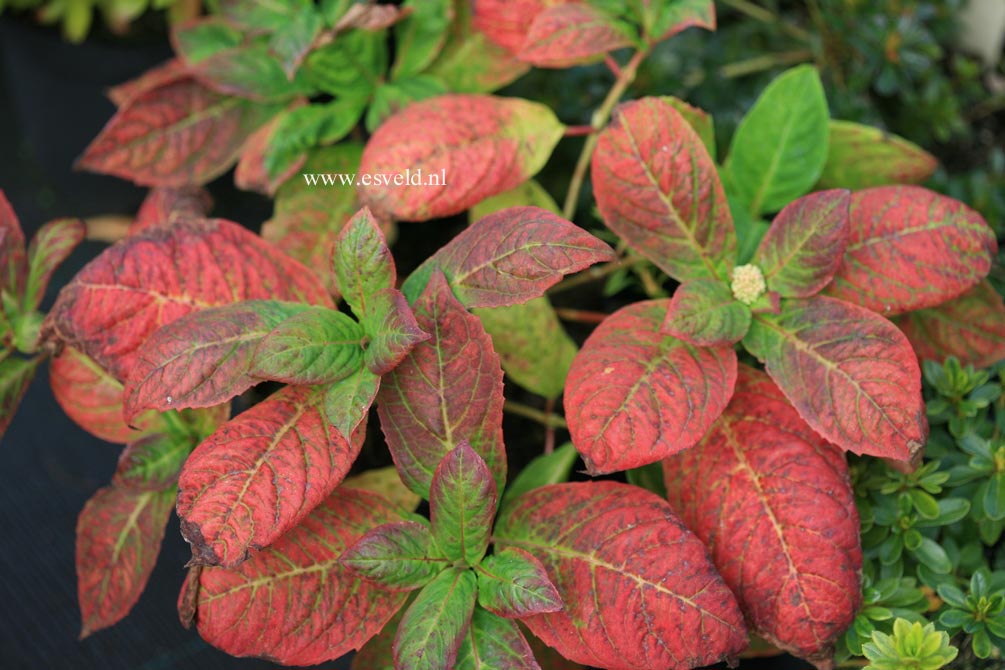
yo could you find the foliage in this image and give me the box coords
[0,0,200,43]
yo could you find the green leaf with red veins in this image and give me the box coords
[358,95,564,221]
[664,365,862,666]
[190,488,409,666]
[818,120,938,191]
[0,355,40,442]
[23,217,85,311]
[107,59,189,108]
[895,280,1005,369]
[324,364,381,439]
[754,189,851,298]
[494,482,748,670]
[0,190,27,296]
[518,4,634,68]
[643,0,716,42]
[564,300,737,473]
[177,384,362,568]
[394,567,478,670]
[662,96,716,156]
[113,432,192,491]
[340,520,447,591]
[132,186,213,234]
[251,306,365,385]
[475,548,562,618]
[77,485,175,638]
[43,218,331,382]
[403,206,615,308]
[661,279,750,346]
[743,295,927,461]
[362,288,430,375]
[333,207,397,319]
[123,300,310,420]
[456,607,542,670]
[430,442,498,566]
[378,271,506,499]
[824,186,997,315]
[592,97,736,283]
[77,77,281,187]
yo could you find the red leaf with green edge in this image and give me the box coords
[361,288,430,375]
[340,520,448,591]
[743,295,927,461]
[457,607,542,670]
[23,217,85,311]
[76,485,175,637]
[662,96,715,156]
[564,299,737,473]
[0,190,27,296]
[357,95,564,221]
[251,306,366,385]
[49,347,159,443]
[332,206,397,319]
[472,0,562,54]
[0,355,40,442]
[394,567,478,670]
[43,218,332,382]
[494,482,748,670]
[351,595,408,670]
[177,384,362,567]
[430,441,498,566]
[592,97,736,283]
[324,365,381,439]
[643,0,716,42]
[818,120,938,191]
[895,280,1005,369]
[404,206,615,308]
[824,186,997,315]
[107,59,190,108]
[123,300,311,420]
[234,105,308,196]
[113,431,194,491]
[755,189,851,298]
[77,77,281,187]
[518,4,633,68]
[661,279,750,346]
[378,271,506,499]
[474,296,577,399]
[475,547,562,618]
[663,365,862,667]
[132,186,213,234]
[189,487,409,665]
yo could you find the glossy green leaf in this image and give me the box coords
[394,567,478,670]
[341,520,448,591]
[251,306,365,385]
[476,548,562,618]
[430,442,498,566]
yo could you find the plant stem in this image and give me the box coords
[562,48,649,221]
[504,400,568,430]
[719,0,813,42]
[563,125,596,137]
[719,49,814,78]
[543,397,556,454]
[547,254,648,295]
[554,308,610,324]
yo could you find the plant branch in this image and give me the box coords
[719,0,813,43]
[555,308,610,324]
[719,49,814,79]
[505,400,568,430]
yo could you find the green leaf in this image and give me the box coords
[187,39,306,103]
[218,0,313,31]
[23,218,85,312]
[817,120,938,191]
[469,179,560,221]
[394,567,478,670]
[172,19,243,63]
[455,607,540,670]
[323,364,380,439]
[340,520,448,591]
[724,65,830,216]
[302,29,387,98]
[251,306,365,384]
[429,442,498,566]
[0,354,40,441]
[625,461,668,498]
[476,548,562,618]
[366,75,448,132]
[984,473,1005,520]
[935,584,967,609]
[268,6,324,79]
[342,465,422,514]
[333,207,396,319]
[912,537,952,574]
[501,442,579,509]
[264,98,367,180]
[908,489,940,520]
[641,0,715,43]
[392,0,454,79]
[661,279,750,346]
[112,432,192,491]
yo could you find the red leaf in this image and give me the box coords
[744,295,927,461]
[518,4,632,68]
[564,300,737,473]
[664,366,862,666]
[43,218,331,382]
[177,385,362,567]
[592,97,736,282]
[824,186,997,315]
[78,77,279,187]
[408,206,615,308]
[0,189,27,296]
[132,186,213,234]
[358,95,564,221]
[107,59,190,107]
[378,271,506,498]
[190,487,409,665]
[495,482,748,670]
[895,280,1005,369]
[77,485,175,637]
[472,0,563,54]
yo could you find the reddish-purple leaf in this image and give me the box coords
[664,366,862,666]
[177,384,363,567]
[132,186,213,234]
[523,625,587,669]
[495,482,748,670]
[475,548,563,618]
[378,271,506,498]
[358,95,564,221]
[106,59,190,107]
[43,218,331,382]
[518,4,633,68]
[895,280,1005,369]
[430,442,498,566]
[824,186,997,315]
[564,300,737,473]
[0,190,27,296]
[661,279,751,346]
[406,206,615,308]
[744,295,927,461]
[0,355,40,443]
[77,485,175,637]
[456,607,543,670]
[592,97,736,282]
[755,189,850,298]
[190,488,408,665]
[78,77,280,187]
[350,598,407,670]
